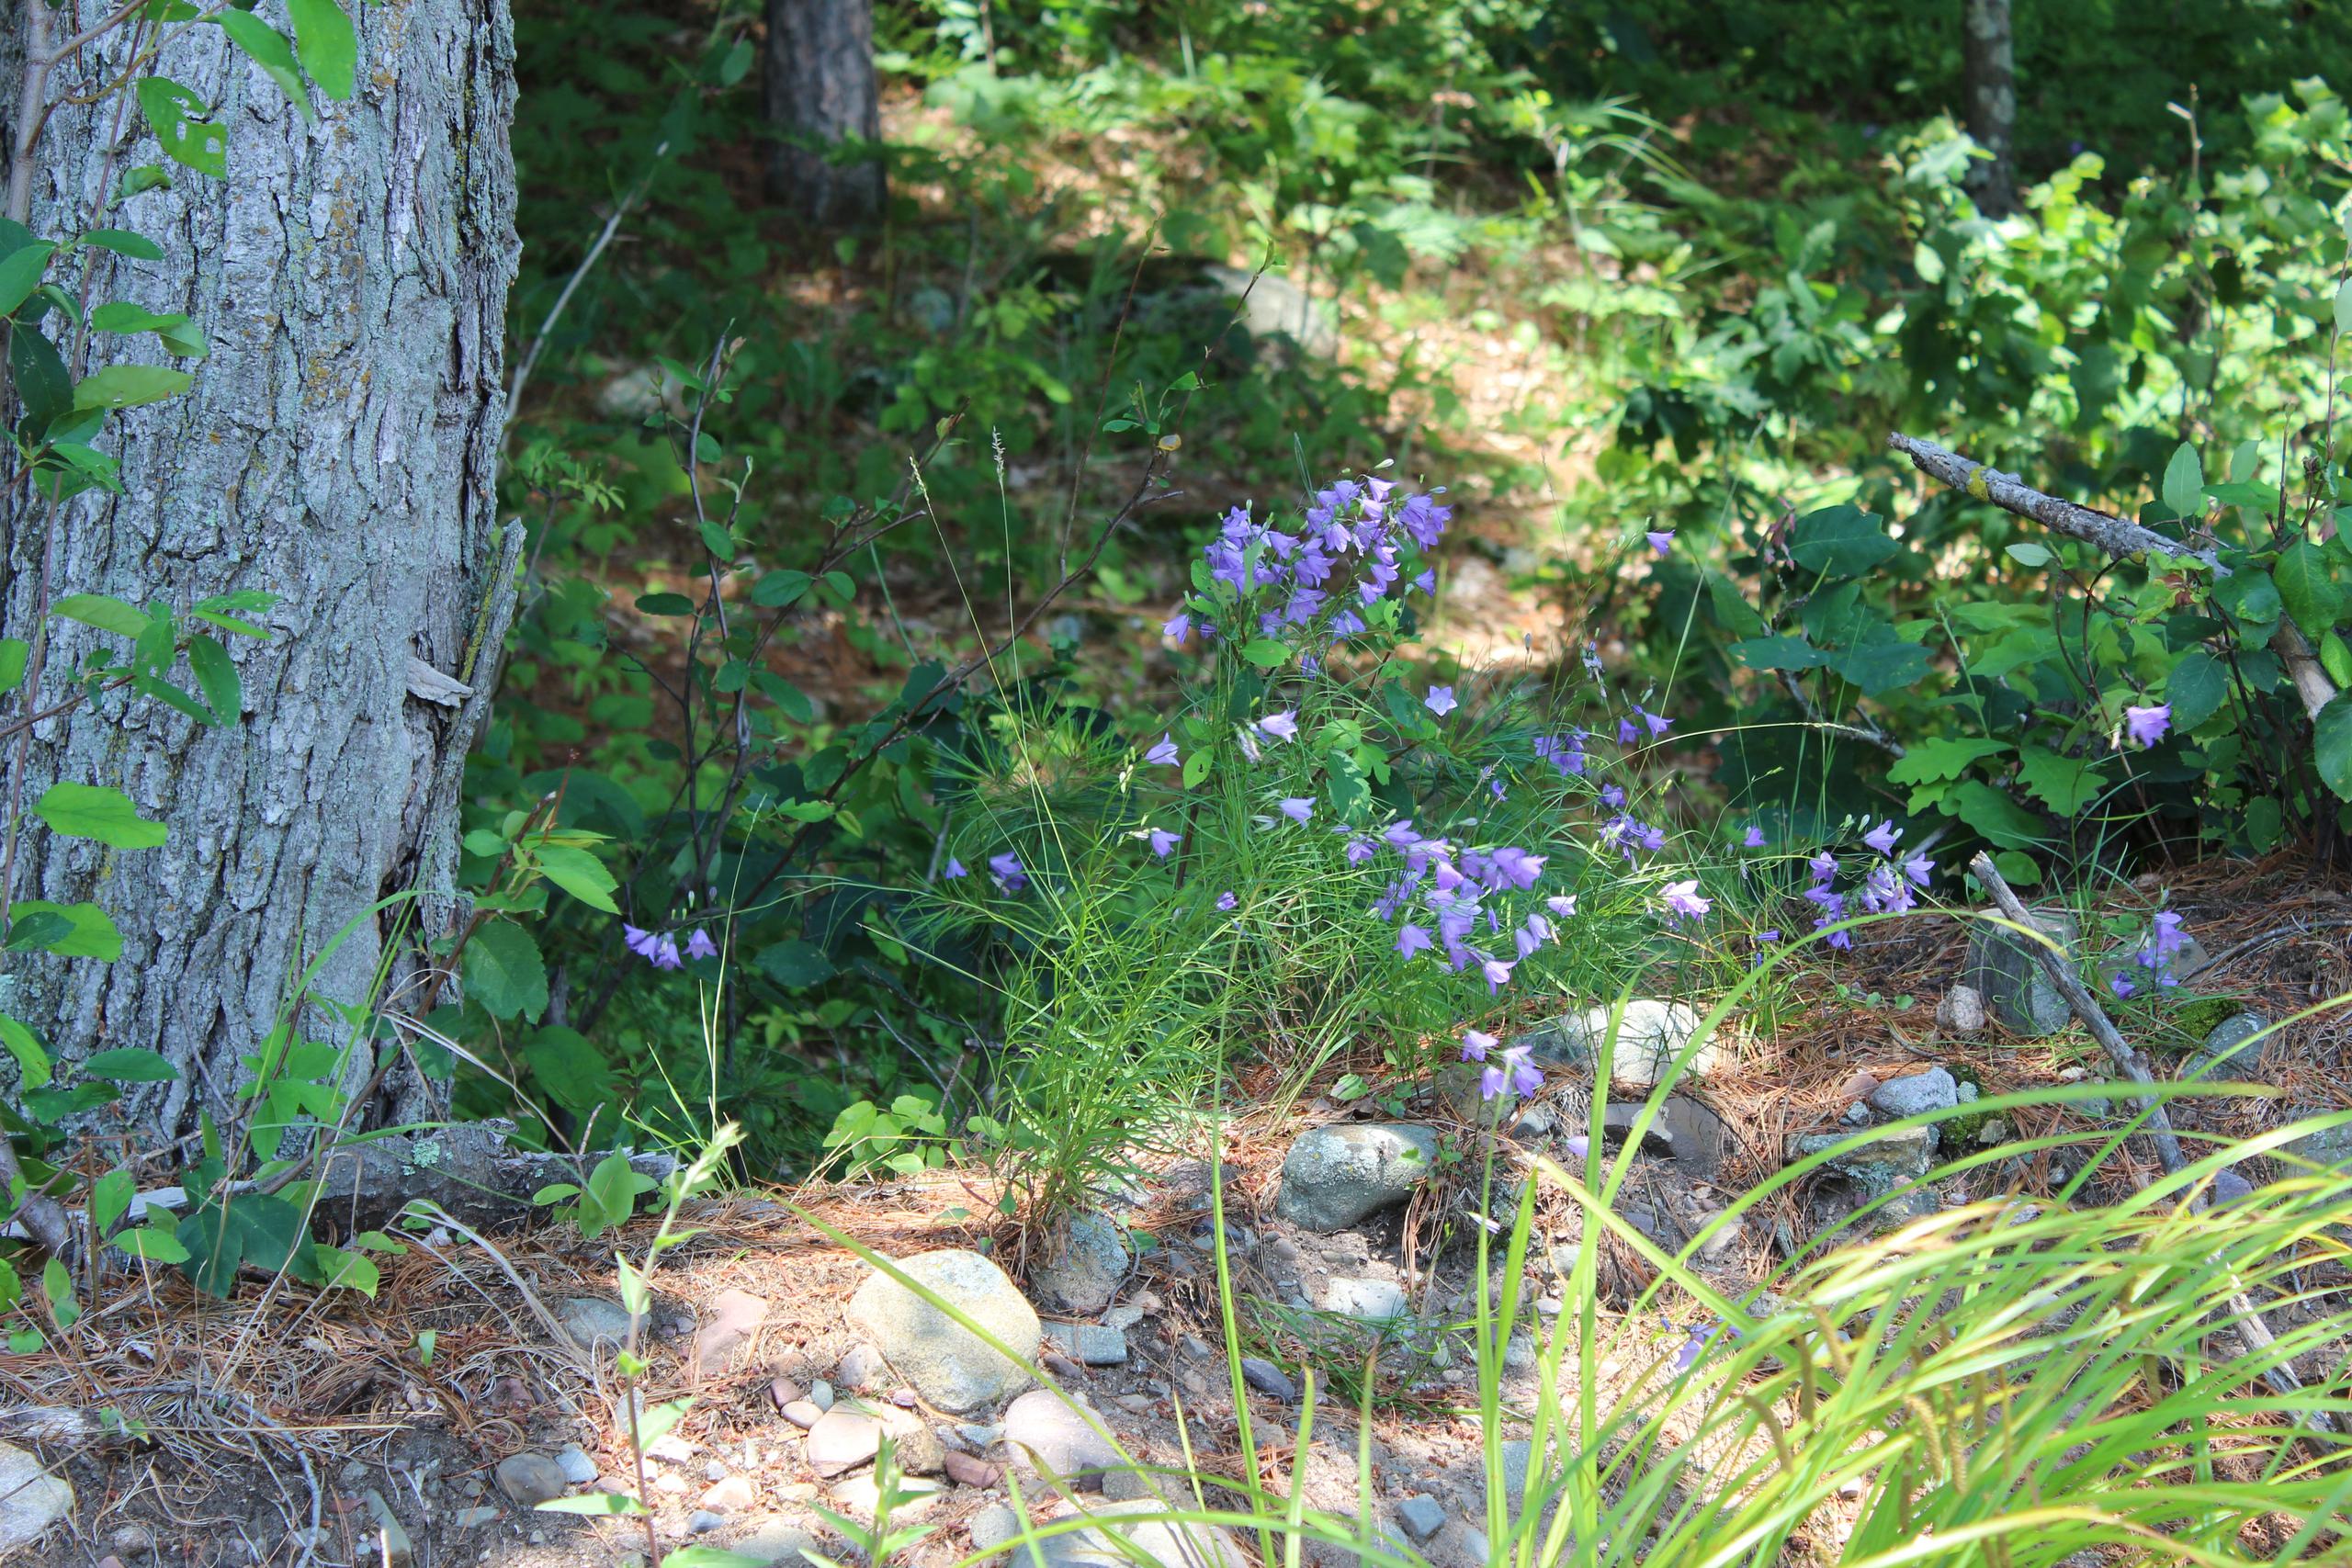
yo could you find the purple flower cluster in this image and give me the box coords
[1461,1028,1542,1102]
[1531,729,1589,778]
[1803,820,1933,949]
[2109,909,2192,998]
[1163,477,1452,658]
[623,923,718,969]
[1371,821,1568,994]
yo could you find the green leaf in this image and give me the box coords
[73,364,192,412]
[1942,779,2047,849]
[320,1247,380,1298]
[84,1048,178,1084]
[79,228,164,261]
[634,592,695,616]
[2014,750,2105,816]
[2166,649,2230,730]
[2161,443,2205,520]
[1789,505,1898,580]
[216,12,314,121]
[658,1550,763,1568]
[1239,638,1290,669]
[11,324,72,434]
[751,570,812,608]
[135,79,227,178]
[1832,626,1933,695]
[2276,540,2341,636]
[32,783,165,847]
[131,673,214,727]
[1727,635,1827,671]
[2003,542,2053,568]
[697,521,734,559]
[2337,276,2352,334]
[113,1225,191,1264]
[2212,568,2282,631]
[0,240,55,318]
[284,0,357,98]
[0,638,25,691]
[753,940,834,990]
[1993,849,2041,886]
[2315,691,2352,802]
[1885,737,2011,786]
[533,843,618,913]
[90,1170,134,1237]
[463,921,548,1021]
[90,301,189,334]
[175,1193,313,1296]
[8,901,117,959]
[2325,631,2352,691]
[187,635,240,724]
[0,1015,51,1089]
[43,1258,77,1328]
[521,1026,615,1114]
[3,911,70,953]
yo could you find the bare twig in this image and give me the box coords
[1778,670,1906,758]
[1968,851,2335,1429]
[504,152,666,434]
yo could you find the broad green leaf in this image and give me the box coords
[1941,779,2047,849]
[11,325,72,434]
[113,1225,191,1264]
[2314,692,2352,803]
[1727,635,1827,671]
[84,1048,179,1083]
[3,911,70,953]
[2275,540,2341,636]
[521,1026,615,1113]
[2003,542,2053,568]
[532,843,618,913]
[2014,750,2104,816]
[1885,736,2011,786]
[73,364,192,412]
[8,901,117,959]
[462,921,548,1021]
[79,228,164,261]
[131,673,214,727]
[90,1170,134,1237]
[0,637,24,691]
[1789,505,1898,580]
[187,635,240,723]
[1832,626,1933,695]
[0,240,55,318]
[1239,638,1290,669]
[634,592,695,616]
[0,1015,51,1089]
[753,939,832,989]
[320,1247,380,1298]
[751,570,812,608]
[1993,849,2041,886]
[2211,568,2282,631]
[2325,630,2352,690]
[217,12,314,120]
[90,302,189,334]
[43,1258,77,1327]
[2166,649,2230,730]
[284,0,357,98]
[32,783,165,847]
[135,79,227,177]
[2161,443,2205,520]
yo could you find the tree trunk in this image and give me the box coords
[0,0,519,1141]
[764,0,886,227]
[1962,0,2017,216]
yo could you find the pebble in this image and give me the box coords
[1033,1212,1133,1316]
[702,1474,759,1513]
[836,1343,888,1392]
[768,1376,805,1409]
[1239,1357,1296,1400]
[969,1503,1024,1551]
[1868,1066,1959,1120]
[956,1422,1004,1450]
[554,1445,598,1484]
[453,1506,502,1529]
[1181,1334,1214,1360]
[1045,1323,1131,1365]
[1322,1277,1409,1322]
[809,1380,836,1409]
[782,1400,824,1428]
[1102,1304,1147,1332]
[361,1491,413,1565]
[1394,1495,1446,1543]
[944,1450,1002,1488]
[1936,983,1987,1034]
[556,1295,639,1349]
[493,1452,571,1508]
[1042,1351,1089,1380]
[688,1509,728,1533]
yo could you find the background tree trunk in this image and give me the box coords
[1962,0,2018,216]
[764,0,886,226]
[0,0,519,1140]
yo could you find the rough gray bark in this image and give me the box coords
[763,0,885,226]
[0,0,520,1140]
[1962,0,2017,216]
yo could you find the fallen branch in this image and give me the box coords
[1968,852,2335,1431]
[1890,432,2338,723]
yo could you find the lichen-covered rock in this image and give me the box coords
[844,1250,1038,1414]
[1274,1124,1438,1232]
[1867,1067,1959,1120]
[1964,908,2078,1035]
[1788,1125,1939,1195]
[1936,984,1987,1033]
[1514,1000,1718,1089]
[1031,1212,1131,1316]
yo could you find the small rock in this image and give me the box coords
[1838,1070,1880,1102]
[1239,1357,1296,1400]
[1044,1323,1131,1365]
[887,1413,946,1476]
[1322,1277,1410,1322]
[805,1408,883,1478]
[970,1503,1024,1551]
[768,1376,804,1409]
[1508,1104,1557,1141]
[1515,999,1718,1089]
[1042,1351,1089,1380]
[1600,1102,1676,1156]
[809,1380,835,1409]
[361,1491,413,1566]
[1975,1117,2012,1146]
[1180,1334,1214,1360]
[1868,1066,1959,1120]
[2209,1170,2257,1209]
[781,1400,824,1429]
[1965,908,2078,1036]
[1936,984,1987,1034]
[1789,1126,1939,1195]
[1017,1498,1248,1568]
[830,1473,944,1520]
[554,1445,598,1485]
[695,1289,771,1377]
[453,1506,502,1529]
[1003,1389,1119,1487]
[944,1450,1003,1488]
[2280,1117,2352,1175]
[1274,1124,1439,1232]
[2194,1013,2268,1077]
[1033,1213,1133,1316]
[110,1524,155,1555]
[644,1434,695,1463]
[688,1509,728,1533]
[1842,1101,1869,1125]
[556,1296,639,1350]
[493,1452,570,1508]
[701,1474,759,1514]
[844,1252,1040,1414]
[956,1422,1003,1450]
[734,1515,822,1566]
[1394,1495,1447,1544]
[836,1343,888,1393]
[1102,1303,1147,1332]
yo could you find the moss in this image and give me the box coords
[2164,995,2242,1050]
[1941,1061,1994,1145]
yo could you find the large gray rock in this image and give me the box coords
[1867,1067,1959,1120]
[1788,1125,1939,1196]
[1964,908,2078,1036]
[1002,1390,1120,1489]
[1274,1124,1438,1232]
[1032,1213,1130,1317]
[1202,265,1338,360]
[1023,1498,1250,1568]
[1515,1000,1718,1089]
[2191,1013,2268,1078]
[309,1120,676,1234]
[844,1250,1038,1414]
[0,1441,70,1555]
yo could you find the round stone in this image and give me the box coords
[843,1250,1039,1414]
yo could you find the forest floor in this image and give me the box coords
[13,856,2352,1568]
